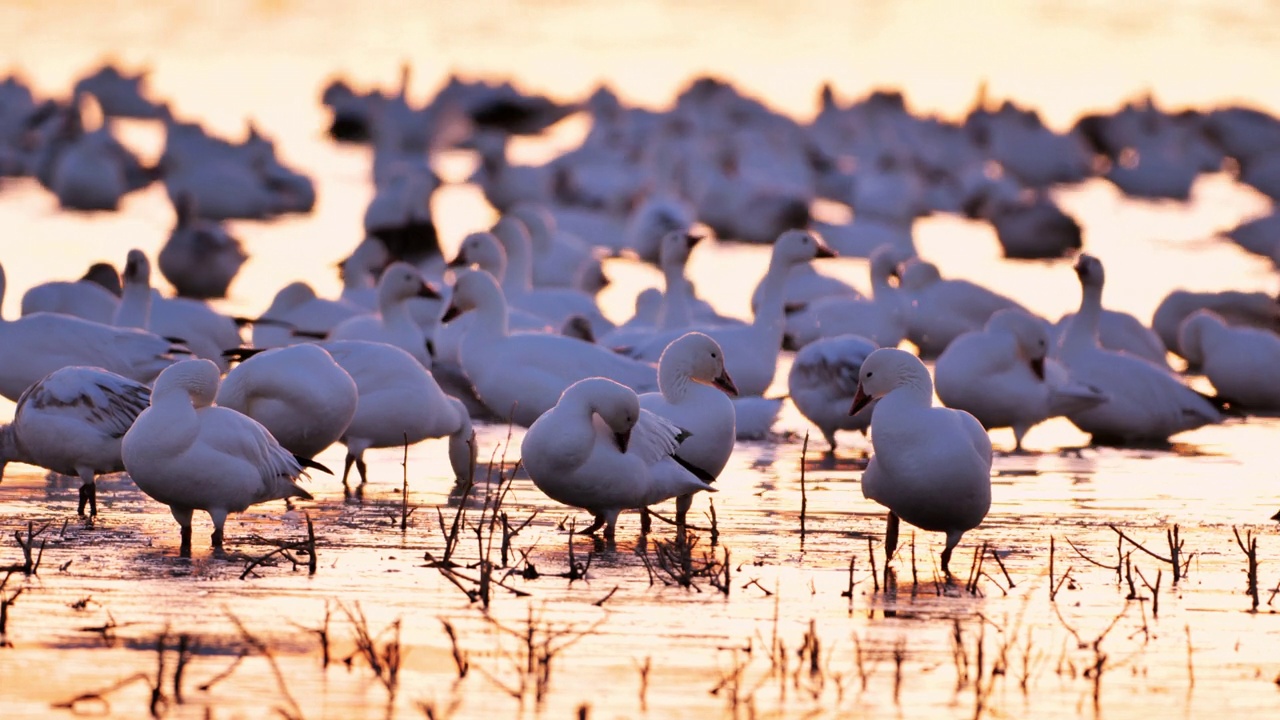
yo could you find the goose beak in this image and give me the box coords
[686,232,704,249]
[849,385,873,416]
[447,252,468,268]
[441,304,462,322]
[815,243,837,259]
[418,282,441,299]
[614,429,631,454]
[1030,356,1045,380]
[713,369,739,397]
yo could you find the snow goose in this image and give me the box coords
[121,359,321,555]
[51,125,130,211]
[638,332,738,484]
[0,262,183,401]
[652,230,738,329]
[1222,211,1280,258]
[364,163,441,268]
[158,196,248,299]
[115,249,243,372]
[619,194,695,261]
[935,308,1106,451]
[783,243,911,350]
[20,262,121,324]
[0,366,150,516]
[897,258,1027,358]
[1152,289,1280,361]
[443,269,657,427]
[73,62,162,119]
[476,219,615,337]
[621,229,836,396]
[520,377,715,542]
[326,262,440,367]
[787,334,878,452]
[1056,255,1223,444]
[1053,307,1170,370]
[216,343,358,459]
[321,340,475,487]
[251,281,363,349]
[507,204,609,293]
[851,348,992,577]
[1178,310,1280,410]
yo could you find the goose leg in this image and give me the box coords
[884,511,900,565]
[578,514,606,536]
[76,466,98,517]
[356,456,369,486]
[341,453,356,487]
[639,507,652,536]
[941,530,964,582]
[171,506,194,558]
[675,493,693,542]
[209,508,229,556]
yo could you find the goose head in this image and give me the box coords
[122,248,151,286]
[898,258,942,291]
[658,229,703,270]
[377,261,440,308]
[568,377,641,453]
[154,358,221,408]
[442,269,503,322]
[850,347,932,415]
[1176,309,1226,369]
[1074,253,1105,290]
[448,231,506,276]
[771,229,836,268]
[662,331,738,396]
[986,308,1050,379]
[868,244,915,286]
[80,262,122,296]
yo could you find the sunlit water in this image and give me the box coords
[3,2,1280,719]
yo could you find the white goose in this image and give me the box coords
[897,258,1026,358]
[638,332,738,479]
[1053,307,1169,369]
[506,204,609,294]
[653,230,739,329]
[20,262,121,324]
[935,308,1107,451]
[444,269,657,426]
[251,281,363,349]
[488,216,615,337]
[621,229,837,397]
[1056,255,1223,444]
[121,359,320,555]
[1152,289,1280,361]
[1178,310,1280,410]
[852,348,992,577]
[783,243,911,350]
[114,249,243,372]
[0,262,182,402]
[158,196,248,299]
[318,341,475,487]
[521,377,716,541]
[215,344,359,459]
[0,366,150,516]
[787,333,878,452]
[326,262,440,367]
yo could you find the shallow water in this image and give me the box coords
[4,2,1280,719]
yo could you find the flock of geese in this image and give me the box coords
[2,62,1280,573]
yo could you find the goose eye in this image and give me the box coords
[866,371,874,378]
[711,352,718,358]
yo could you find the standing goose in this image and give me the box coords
[0,262,183,402]
[121,359,321,555]
[216,343,359,459]
[1056,254,1223,444]
[443,269,657,427]
[326,261,440,367]
[521,377,715,542]
[851,348,992,578]
[935,308,1107,451]
[787,333,879,453]
[0,366,150,516]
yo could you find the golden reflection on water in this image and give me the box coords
[2,2,1280,718]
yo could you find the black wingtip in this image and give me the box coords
[291,329,330,340]
[295,455,334,475]
[672,453,717,486]
[222,346,266,362]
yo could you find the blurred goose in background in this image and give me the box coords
[521,377,715,542]
[216,343,358,459]
[364,162,442,270]
[852,347,992,578]
[122,359,321,556]
[1056,255,1223,445]
[897,257,1027,358]
[1222,210,1280,258]
[935,308,1106,451]
[252,281,363,349]
[652,229,740,329]
[73,62,163,119]
[783,243,911,350]
[1178,310,1280,410]
[115,249,243,372]
[507,204,609,294]
[0,261,183,401]
[158,195,248,299]
[787,333,878,453]
[1054,302,1169,369]
[0,366,150,516]
[443,269,657,426]
[1152,289,1280,362]
[20,261,121,323]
